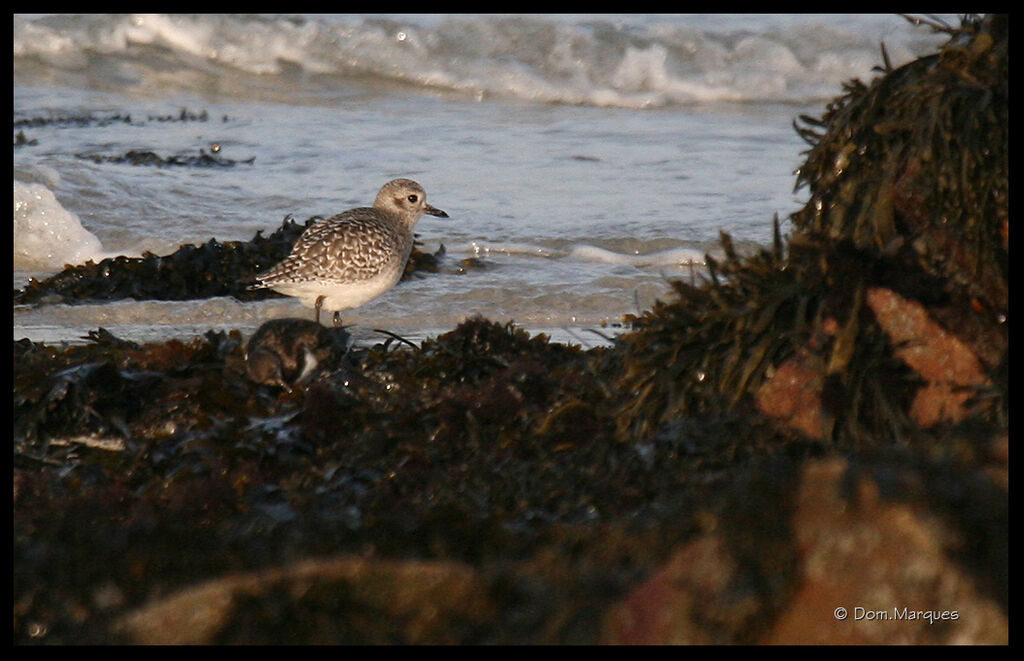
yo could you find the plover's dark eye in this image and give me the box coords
[407,194,419,203]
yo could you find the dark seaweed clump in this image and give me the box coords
[14,130,37,147]
[13,107,225,148]
[13,111,134,130]
[791,14,1007,314]
[15,315,823,643]
[75,147,255,168]
[14,216,308,305]
[616,222,925,447]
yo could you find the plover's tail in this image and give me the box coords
[243,271,273,292]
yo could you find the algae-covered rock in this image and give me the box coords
[617,14,1007,447]
[791,14,1007,316]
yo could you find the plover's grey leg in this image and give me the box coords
[315,295,325,325]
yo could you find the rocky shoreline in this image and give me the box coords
[13,15,1007,644]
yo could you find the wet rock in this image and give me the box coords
[403,241,444,276]
[149,108,211,122]
[457,257,487,274]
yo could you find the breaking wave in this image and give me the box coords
[13,13,954,109]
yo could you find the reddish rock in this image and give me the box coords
[755,349,826,439]
[114,555,494,644]
[755,288,995,435]
[601,531,742,644]
[866,287,990,426]
[601,459,1007,644]
[764,459,1006,644]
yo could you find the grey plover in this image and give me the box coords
[252,179,448,326]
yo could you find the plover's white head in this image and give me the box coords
[373,178,448,227]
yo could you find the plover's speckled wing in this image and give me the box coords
[255,208,408,286]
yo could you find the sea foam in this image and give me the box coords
[14,181,109,270]
[569,244,706,267]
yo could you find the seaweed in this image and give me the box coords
[14,130,37,147]
[12,107,224,129]
[75,147,255,168]
[791,14,1007,314]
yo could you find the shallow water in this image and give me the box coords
[13,13,956,346]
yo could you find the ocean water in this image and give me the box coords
[13,13,957,346]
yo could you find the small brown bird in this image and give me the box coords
[244,318,349,392]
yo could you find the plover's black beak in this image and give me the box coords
[425,204,449,218]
